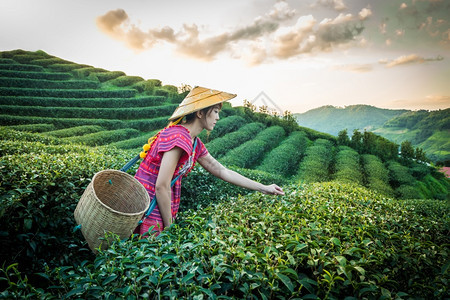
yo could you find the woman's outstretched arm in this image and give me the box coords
[197,154,284,195]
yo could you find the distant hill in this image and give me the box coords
[295,105,449,163]
[294,105,408,136]
[373,109,450,163]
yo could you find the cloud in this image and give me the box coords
[386,94,450,110]
[96,2,371,64]
[96,9,128,39]
[311,0,347,11]
[358,8,372,20]
[333,63,373,73]
[380,54,444,67]
[392,0,450,46]
[272,9,368,59]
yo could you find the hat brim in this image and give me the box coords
[168,86,236,121]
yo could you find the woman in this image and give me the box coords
[134,86,284,235]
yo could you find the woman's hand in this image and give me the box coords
[261,184,285,195]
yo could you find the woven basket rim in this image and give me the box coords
[91,169,150,217]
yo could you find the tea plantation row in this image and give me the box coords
[1,140,448,298]
[1,49,449,298]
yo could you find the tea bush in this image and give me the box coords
[91,71,126,82]
[206,122,266,158]
[0,77,99,89]
[43,125,105,138]
[297,138,334,182]
[332,146,363,185]
[0,141,131,280]
[0,58,18,64]
[48,63,89,72]
[108,75,145,87]
[110,130,159,150]
[6,123,56,133]
[257,131,311,177]
[181,165,288,210]
[361,154,394,197]
[0,95,166,108]
[1,104,177,119]
[62,128,141,146]
[0,115,126,130]
[220,126,286,168]
[198,115,247,143]
[30,58,73,67]
[0,70,72,80]
[0,87,137,98]
[3,183,447,299]
[0,63,44,72]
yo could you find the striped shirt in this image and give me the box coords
[134,125,208,234]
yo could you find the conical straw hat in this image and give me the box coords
[168,86,236,120]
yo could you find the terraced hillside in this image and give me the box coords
[1,50,449,299]
[0,49,448,202]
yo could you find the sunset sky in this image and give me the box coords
[1,0,449,113]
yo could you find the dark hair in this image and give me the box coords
[184,103,223,124]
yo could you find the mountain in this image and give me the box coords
[294,105,409,136]
[295,105,450,163]
[373,109,450,163]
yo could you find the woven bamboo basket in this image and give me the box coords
[74,169,150,253]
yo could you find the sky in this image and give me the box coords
[0,0,449,113]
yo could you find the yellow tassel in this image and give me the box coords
[139,116,183,159]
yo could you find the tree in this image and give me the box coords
[243,100,256,112]
[351,129,363,152]
[414,147,428,162]
[400,140,415,160]
[337,129,350,146]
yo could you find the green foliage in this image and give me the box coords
[29,57,73,67]
[132,79,162,94]
[0,95,166,108]
[298,139,333,182]
[0,63,44,72]
[387,160,416,188]
[108,75,145,87]
[206,122,266,158]
[234,106,316,137]
[62,128,141,146]
[48,63,91,72]
[109,130,159,150]
[0,69,72,80]
[0,115,168,132]
[1,104,177,120]
[257,131,310,177]
[0,139,130,279]
[400,140,415,160]
[0,87,137,98]
[332,146,363,185]
[351,130,398,161]
[361,154,394,197]
[6,123,56,133]
[3,183,448,299]
[43,125,105,138]
[84,70,126,82]
[220,126,286,168]
[198,115,247,143]
[0,77,99,89]
[181,165,288,210]
[0,58,18,64]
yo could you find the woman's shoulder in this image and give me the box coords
[160,125,190,139]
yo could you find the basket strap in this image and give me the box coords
[120,154,141,172]
[139,137,198,223]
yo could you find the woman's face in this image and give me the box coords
[202,105,220,131]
